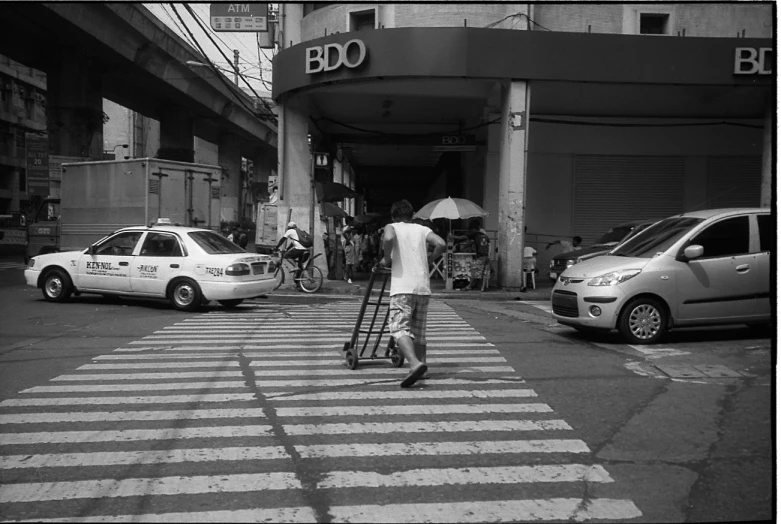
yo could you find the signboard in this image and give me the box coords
[210,3,268,32]
[314,153,329,168]
[25,133,49,197]
[734,47,772,75]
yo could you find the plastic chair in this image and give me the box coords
[522,256,536,290]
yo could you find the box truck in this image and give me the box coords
[26,158,222,260]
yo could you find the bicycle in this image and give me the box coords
[271,250,324,293]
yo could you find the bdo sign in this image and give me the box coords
[306,39,367,74]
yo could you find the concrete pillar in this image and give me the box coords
[496,80,529,290]
[760,96,773,208]
[46,50,103,158]
[158,105,194,162]
[218,134,241,224]
[280,3,304,49]
[278,92,326,275]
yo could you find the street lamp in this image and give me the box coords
[113,144,129,160]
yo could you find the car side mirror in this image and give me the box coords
[89,245,97,255]
[683,244,704,261]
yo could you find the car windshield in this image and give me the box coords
[611,217,704,258]
[594,226,633,245]
[189,231,245,254]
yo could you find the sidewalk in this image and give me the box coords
[317,269,554,302]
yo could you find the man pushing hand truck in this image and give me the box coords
[379,199,447,388]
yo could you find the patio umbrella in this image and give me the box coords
[351,212,382,225]
[414,197,488,220]
[320,201,350,218]
[316,181,359,203]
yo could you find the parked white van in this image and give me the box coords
[551,208,772,344]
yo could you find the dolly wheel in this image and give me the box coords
[391,351,405,368]
[345,349,359,370]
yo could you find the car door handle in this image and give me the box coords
[735,264,750,272]
[170,264,180,268]
[119,261,129,267]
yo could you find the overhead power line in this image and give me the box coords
[183,4,277,118]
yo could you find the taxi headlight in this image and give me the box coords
[226,263,250,276]
[587,269,641,286]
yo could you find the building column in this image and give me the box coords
[46,50,103,159]
[158,104,194,162]
[760,95,773,208]
[218,134,241,224]
[496,80,529,290]
[278,92,326,274]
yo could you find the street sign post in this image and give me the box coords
[210,3,268,32]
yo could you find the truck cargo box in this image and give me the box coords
[59,158,222,251]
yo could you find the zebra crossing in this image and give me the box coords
[0,299,642,522]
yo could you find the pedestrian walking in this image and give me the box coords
[380,199,446,388]
[236,226,248,249]
[343,231,356,284]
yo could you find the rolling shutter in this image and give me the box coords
[707,156,762,209]
[574,155,685,245]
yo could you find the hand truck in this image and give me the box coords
[342,266,405,370]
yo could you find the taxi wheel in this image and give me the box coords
[170,278,202,312]
[218,299,243,308]
[42,269,73,303]
[619,297,668,345]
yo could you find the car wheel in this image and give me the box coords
[42,269,73,303]
[218,299,243,308]
[170,279,202,312]
[618,297,668,344]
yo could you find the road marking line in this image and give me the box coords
[1,446,289,469]
[0,408,265,424]
[0,426,272,445]
[0,472,301,503]
[284,421,574,436]
[274,403,552,417]
[51,371,245,381]
[264,389,538,401]
[318,464,613,488]
[246,366,517,376]
[94,349,501,359]
[295,438,581,457]
[122,342,497,349]
[81,356,507,368]
[6,393,255,404]
[328,499,642,522]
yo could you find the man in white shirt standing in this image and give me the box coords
[380,199,446,388]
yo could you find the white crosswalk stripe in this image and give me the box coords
[0,299,641,522]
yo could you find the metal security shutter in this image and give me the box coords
[707,156,762,209]
[574,155,685,245]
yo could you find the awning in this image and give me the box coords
[316,181,359,202]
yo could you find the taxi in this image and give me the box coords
[24,221,278,311]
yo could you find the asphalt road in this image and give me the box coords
[0,265,774,522]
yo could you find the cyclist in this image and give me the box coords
[274,221,309,274]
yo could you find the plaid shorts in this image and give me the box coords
[388,294,430,345]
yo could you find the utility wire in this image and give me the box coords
[180,3,277,122]
[170,4,272,122]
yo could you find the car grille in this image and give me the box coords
[251,262,266,275]
[552,289,579,318]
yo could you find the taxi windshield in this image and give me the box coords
[611,217,703,258]
[189,231,245,254]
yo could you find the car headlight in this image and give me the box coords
[587,269,642,286]
[226,263,250,276]
[549,260,555,269]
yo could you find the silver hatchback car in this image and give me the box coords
[551,208,772,344]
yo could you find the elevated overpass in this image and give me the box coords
[0,3,277,220]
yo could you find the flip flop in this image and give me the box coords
[400,363,428,388]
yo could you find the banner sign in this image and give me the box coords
[210,3,268,32]
[25,133,49,196]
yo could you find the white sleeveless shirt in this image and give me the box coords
[388,222,432,296]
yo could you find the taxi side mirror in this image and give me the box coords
[89,245,97,255]
[682,244,704,261]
